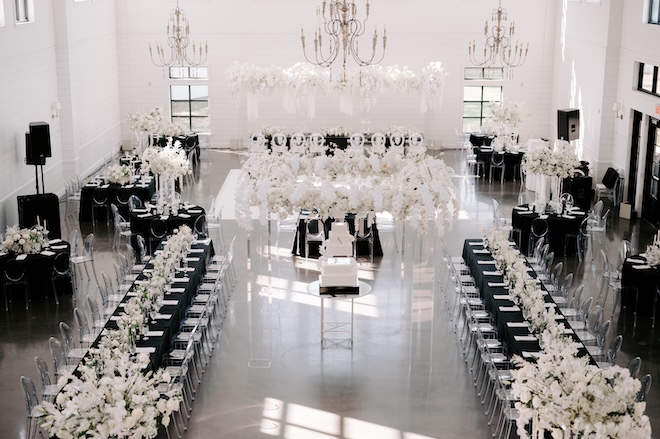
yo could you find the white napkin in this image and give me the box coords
[50,245,67,250]
[185,257,199,262]
[101,184,110,189]
[41,250,55,256]
[138,213,152,218]
[110,315,122,321]
[172,277,190,283]
[513,206,528,211]
[178,213,191,219]
[483,270,503,276]
[473,249,490,254]
[161,300,178,306]
[155,313,171,320]
[160,215,170,220]
[135,347,156,354]
[145,331,163,337]
[518,211,533,215]
[188,209,203,214]
[189,248,204,253]
[499,305,521,312]
[15,254,27,261]
[514,335,537,342]
[132,208,148,213]
[167,287,185,293]
[477,260,496,265]
[539,214,549,219]
[468,241,485,246]
[627,257,646,264]
[124,184,134,189]
[507,322,529,328]
[522,351,541,359]
[49,239,62,245]
[632,265,652,270]
[488,282,507,288]
[562,215,576,219]
[493,294,513,300]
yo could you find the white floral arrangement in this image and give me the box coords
[127,107,164,133]
[383,125,420,138]
[645,232,660,267]
[1,225,46,254]
[484,228,651,439]
[260,125,288,137]
[159,121,183,137]
[141,141,191,180]
[227,61,447,113]
[489,101,526,128]
[235,149,459,235]
[320,126,351,137]
[523,140,580,178]
[105,164,134,186]
[38,226,194,439]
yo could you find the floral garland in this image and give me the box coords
[227,61,447,113]
[38,226,194,439]
[1,225,46,254]
[484,228,651,439]
[235,148,458,234]
[105,164,134,186]
[522,140,580,178]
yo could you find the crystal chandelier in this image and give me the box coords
[300,0,387,82]
[468,0,528,78]
[149,0,208,68]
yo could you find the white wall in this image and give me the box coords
[116,0,556,149]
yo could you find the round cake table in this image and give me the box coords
[306,280,372,346]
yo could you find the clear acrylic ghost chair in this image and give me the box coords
[349,133,365,154]
[249,132,267,153]
[271,132,288,154]
[370,132,387,156]
[34,356,59,403]
[290,132,307,154]
[309,133,326,156]
[21,376,46,439]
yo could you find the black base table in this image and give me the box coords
[292,214,384,259]
[0,239,71,302]
[621,255,660,318]
[79,178,156,222]
[511,204,587,256]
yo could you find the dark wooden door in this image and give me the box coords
[641,117,660,226]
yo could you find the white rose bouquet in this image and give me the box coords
[105,164,133,185]
[2,225,46,254]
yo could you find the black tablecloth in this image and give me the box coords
[511,204,587,256]
[292,214,384,259]
[462,240,594,363]
[474,149,524,181]
[621,255,660,317]
[0,240,71,301]
[469,133,493,147]
[79,178,156,222]
[130,205,206,254]
[152,133,200,161]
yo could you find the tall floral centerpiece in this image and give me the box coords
[2,225,46,254]
[483,101,526,151]
[126,107,164,154]
[141,140,191,215]
[522,140,580,212]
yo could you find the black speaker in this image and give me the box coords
[25,132,45,165]
[558,109,580,141]
[25,122,51,165]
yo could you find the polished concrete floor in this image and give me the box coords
[2,149,659,439]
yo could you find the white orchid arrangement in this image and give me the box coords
[140,140,191,180]
[484,228,651,439]
[235,149,458,234]
[105,164,134,186]
[320,126,351,137]
[126,107,164,133]
[489,101,526,128]
[260,125,288,137]
[227,61,447,113]
[523,140,580,178]
[37,227,194,438]
[2,225,46,254]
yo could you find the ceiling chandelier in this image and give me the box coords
[149,0,208,68]
[468,0,528,78]
[301,0,387,82]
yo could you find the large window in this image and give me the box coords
[650,0,660,24]
[170,66,209,133]
[0,1,5,27]
[462,86,502,132]
[14,0,33,23]
[638,62,660,96]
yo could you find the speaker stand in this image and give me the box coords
[32,162,45,194]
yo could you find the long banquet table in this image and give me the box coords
[130,204,206,254]
[621,254,660,318]
[462,239,594,363]
[101,238,214,372]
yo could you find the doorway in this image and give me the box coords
[641,117,660,226]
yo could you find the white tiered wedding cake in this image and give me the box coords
[319,222,359,295]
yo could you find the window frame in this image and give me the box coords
[169,65,209,134]
[638,62,660,96]
[650,0,660,24]
[462,84,503,132]
[14,0,34,24]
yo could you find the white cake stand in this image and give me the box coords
[306,280,372,347]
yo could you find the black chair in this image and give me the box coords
[149,218,168,253]
[4,258,29,310]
